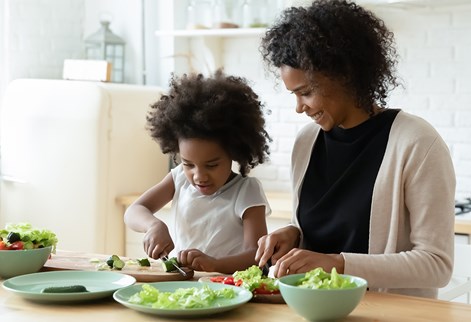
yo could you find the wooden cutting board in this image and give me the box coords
[42,250,194,282]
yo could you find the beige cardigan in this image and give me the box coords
[290,110,456,298]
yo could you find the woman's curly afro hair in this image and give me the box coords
[147,70,271,177]
[260,0,400,114]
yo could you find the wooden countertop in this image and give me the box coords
[2,273,471,322]
[455,213,471,236]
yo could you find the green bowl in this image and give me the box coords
[0,246,52,279]
[278,273,367,321]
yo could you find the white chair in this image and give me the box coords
[439,243,471,303]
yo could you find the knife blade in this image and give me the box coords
[162,256,187,277]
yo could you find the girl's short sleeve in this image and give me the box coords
[234,177,272,219]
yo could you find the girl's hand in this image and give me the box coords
[178,249,217,272]
[255,225,301,268]
[272,248,345,278]
[143,221,174,259]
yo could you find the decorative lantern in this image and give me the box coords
[85,20,125,83]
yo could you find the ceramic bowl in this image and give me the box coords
[0,246,53,279]
[278,273,367,321]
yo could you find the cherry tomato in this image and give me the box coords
[9,241,24,250]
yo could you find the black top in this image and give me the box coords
[298,109,400,254]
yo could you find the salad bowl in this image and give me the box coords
[0,246,53,278]
[0,223,58,278]
[278,269,367,321]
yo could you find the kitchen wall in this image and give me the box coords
[1,0,471,199]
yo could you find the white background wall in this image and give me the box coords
[1,0,471,199]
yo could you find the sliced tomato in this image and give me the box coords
[235,279,243,286]
[9,241,24,250]
[222,276,235,285]
[253,283,280,295]
[0,241,9,250]
[210,276,227,283]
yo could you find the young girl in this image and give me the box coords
[124,70,272,274]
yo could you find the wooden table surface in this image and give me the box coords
[2,271,471,322]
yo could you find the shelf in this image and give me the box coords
[155,27,266,38]
[357,0,471,7]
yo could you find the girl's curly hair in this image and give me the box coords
[260,0,400,114]
[147,70,271,177]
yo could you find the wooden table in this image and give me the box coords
[2,272,471,322]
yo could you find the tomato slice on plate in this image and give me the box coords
[253,283,281,295]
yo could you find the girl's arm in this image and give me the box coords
[123,172,175,233]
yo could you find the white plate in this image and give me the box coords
[113,281,253,317]
[2,270,136,302]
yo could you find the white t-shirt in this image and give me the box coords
[169,164,271,258]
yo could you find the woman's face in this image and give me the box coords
[280,65,370,130]
[178,138,233,196]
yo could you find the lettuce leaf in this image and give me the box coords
[129,284,236,309]
[0,222,58,251]
[297,267,357,289]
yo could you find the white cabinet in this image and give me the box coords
[0,80,169,255]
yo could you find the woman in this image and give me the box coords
[255,0,456,298]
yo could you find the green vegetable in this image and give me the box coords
[233,265,279,293]
[0,222,58,251]
[137,258,151,267]
[128,284,236,309]
[106,254,125,270]
[42,285,89,293]
[162,257,180,272]
[113,259,125,270]
[296,267,357,289]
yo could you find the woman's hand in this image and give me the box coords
[255,225,301,267]
[143,221,174,259]
[272,248,345,278]
[178,249,217,272]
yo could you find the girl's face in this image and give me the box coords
[280,65,370,130]
[178,138,234,196]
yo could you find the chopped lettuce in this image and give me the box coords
[0,222,58,251]
[129,284,236,309]
[297,267,357,289]
[233,265,279,292]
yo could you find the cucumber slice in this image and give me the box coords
[106,254,124,269]
[42,285,89,293]
[162,257,180,272]
[137,258,151,267]
[113,259,125,270]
